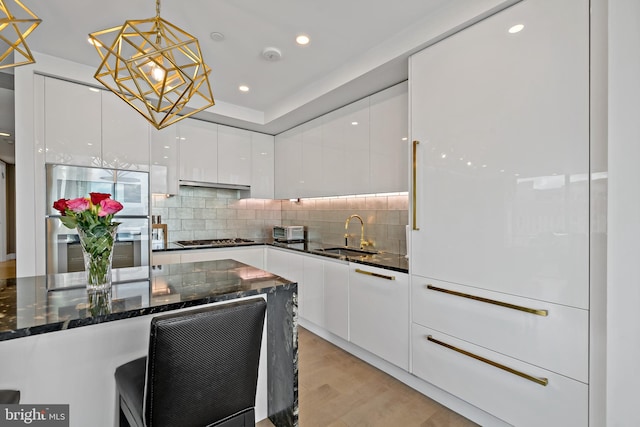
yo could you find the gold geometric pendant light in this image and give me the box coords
[89,0,214,130]
[0,0,41,69]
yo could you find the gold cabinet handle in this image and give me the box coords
[426,285,548,317]
[426,335,549,387]
[355,268,395,281]
[412,140,420,231]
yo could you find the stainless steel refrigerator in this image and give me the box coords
[45,164,150,275]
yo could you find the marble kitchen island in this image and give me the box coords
[0,260,298,427]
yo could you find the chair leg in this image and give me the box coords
[118,397,131,427]
[119,408,130,427]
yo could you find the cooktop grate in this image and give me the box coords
[174,238,255,248]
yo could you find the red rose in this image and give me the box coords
[53,198,69,215]
[89,192,111,205]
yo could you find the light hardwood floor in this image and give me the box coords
[0,259,15,280]
[258,327,478,427]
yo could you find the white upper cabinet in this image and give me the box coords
[410,0,589,308]
[150,126,178,195]
[177,118,218,183]
[44,77,151,171]
[301,118,324,197]
[44,77,102,167]
[273,83,406,199]
[250,132,275,199]
[322,98,370,196]
[217,125,251,186]
[274,127,303,199]
[370,82,408,193]
[101,92,150,171]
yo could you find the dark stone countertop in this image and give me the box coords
[0,260,296,342]
[155,239,409,274]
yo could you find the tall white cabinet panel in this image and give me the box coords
[301,118,324,197]
[101,92,150,171]
[410,0,589,309]
[178,119,218,183]
[217,125,251,186]
[44,77,101,167]
[349,265,408,370]
[323,259,349,340]
[250,133,274,199]
[369,82,408,193]
[322,98,370,196]
[150,126,178,195]
[274,127,303,199]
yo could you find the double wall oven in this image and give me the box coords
[45,164,150,275]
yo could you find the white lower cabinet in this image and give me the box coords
[349,265,408,370]
[302,255,324,327]
[152,247,265,269]
[265,248,305,309]
[412,324,588,427]
[323,259,349,340]
[266,248,349,339]
[412,277,589,383]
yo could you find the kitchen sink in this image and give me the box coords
[314,247,378,257]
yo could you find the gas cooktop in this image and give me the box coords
[174,238,255,248]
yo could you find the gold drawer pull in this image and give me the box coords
[355,268,395,281]
[426,285,548,317]
[426,335,549,387]
[412,140,419,231]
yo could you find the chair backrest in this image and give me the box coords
[144,298,267,427]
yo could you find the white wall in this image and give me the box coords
[607,0,640,425]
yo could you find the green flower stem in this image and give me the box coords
[78,224,118,289]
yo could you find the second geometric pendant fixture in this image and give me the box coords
[88,0,214,130]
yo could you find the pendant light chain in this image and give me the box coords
[155,0,161,44]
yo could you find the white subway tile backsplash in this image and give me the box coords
[152,186,408,255]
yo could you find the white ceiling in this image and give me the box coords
[2,0,517,141]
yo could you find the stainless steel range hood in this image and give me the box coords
[179,180,251,191]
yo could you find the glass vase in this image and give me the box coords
[87,288,112,317]
[77,224,118,291]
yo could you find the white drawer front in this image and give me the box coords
[412,324,587,427]
[412,277,588,382]
[350,265,409,370]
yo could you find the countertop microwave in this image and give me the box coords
[273,226,305,242]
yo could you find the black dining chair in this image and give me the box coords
[0,389,20,404]
[115,298,267,427]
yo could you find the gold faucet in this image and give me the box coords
[344,214,369,249]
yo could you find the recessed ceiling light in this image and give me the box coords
[209,32,225,42]
[0,132,10,137]
[262,47,282,61]
[239,85,250,92]
[351,121,358,126]
[401,137,408,141]
[508,24,524,34]
[296,34,310,45]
